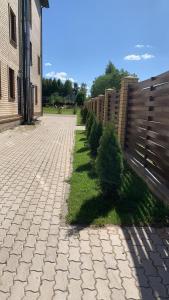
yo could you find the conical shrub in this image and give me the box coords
[89,119,103,156]
[96,122,123,198]
[86,112,95,139]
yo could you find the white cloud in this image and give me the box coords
[124,54,142,61]
[141,53,155,60]
[45,71,75,83]
[135,44,152,49]
[124,53,155,61]
[135,44,144,48]
[45,62,52,67]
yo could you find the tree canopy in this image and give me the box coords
[42,78,87,106]
[91,61,137,97]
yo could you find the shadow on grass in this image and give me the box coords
[76,146,88,153]
[71,163,169,227]
[75,161,97,180]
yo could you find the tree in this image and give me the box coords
[91,61,136,97]
[76,91,86,106]
[96,123,123,198]
[88,119,102,156]
[63,80,73,97]
[86,112,95,139]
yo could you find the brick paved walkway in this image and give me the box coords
[0,115,168,300]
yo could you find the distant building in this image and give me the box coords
[0,0,49,131]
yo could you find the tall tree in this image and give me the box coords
[91,61,136,97]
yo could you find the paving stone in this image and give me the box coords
[118,260,132,278]
[149,276,168,298]
[81,270,95,290]
[35,241,47,255]
[80,240,91,254]
[56,254,69,271]
[111,288,126,300]
[54,270,68,291]
[104,253,117,270]
[69,246,80,261]
[15,262,30,282]
[113,245,126,260]
[0,248,9,263]
[45,247,57,263]
[9,280,26,300]
[81,253,93,270]
[39,280,55,300]
[26,271,42,293]
[96,279,111,300]
[23,291,39,300]
[139,287,155,300]
[31,254,44,272]
[69,261,81,280]
[0,292,10,300]
[68,279,82,300]
[101,240,113,253]
[90,234,101,247]
[42,262,55,281]
[5,255,19,273]
[83,289,97,300]
[58,240,69,254]
[92,246,103,261]
[122,277,140,299]
[132,267,149,287]
[93,261,107,279]
[107,269,122,289]
[21,247,34,263]
[53,290,68,300]
[0,271,14,293]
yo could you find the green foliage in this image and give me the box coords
[80,107,88,124]
[91,61,137,97]
[96,123,124,197]
[86,112,95,139]
[48,93,65,106]
[73,105,77,115]
[76,91,86,106]
[57,107,62,114]
[89,119,103,156]
[43,78,87,106]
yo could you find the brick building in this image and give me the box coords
[0,0,49,131]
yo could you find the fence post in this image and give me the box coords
[118,76,138,148]
[104,89,114,125]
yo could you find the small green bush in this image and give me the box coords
[57,107,62,114]
[89,119,102,156]
[73,106,77,115]
[96,123,123,198]
[86,112,95,139]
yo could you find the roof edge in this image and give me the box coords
[40,0,49,8]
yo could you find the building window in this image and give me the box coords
[38,56,41,75]
[29,0,32,26]
[9,6,17,47]
[30,42,32,66]
[35,86,38,105]
[0,61,1,99]
[8,68,15,101]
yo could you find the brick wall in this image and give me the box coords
[0,0,19,118]
[0,0,42,122]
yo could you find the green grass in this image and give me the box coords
[43,106,83,126]
[43,106,74,115]
[67,131,169,226]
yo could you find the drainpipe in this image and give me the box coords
[22,0,32,124]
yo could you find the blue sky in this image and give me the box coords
[43,0,169,91]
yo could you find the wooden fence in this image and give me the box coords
[85,71,169,204]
